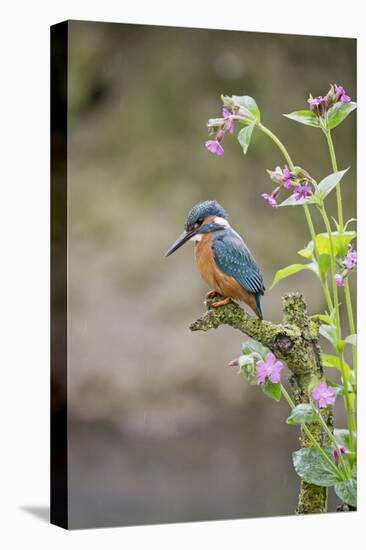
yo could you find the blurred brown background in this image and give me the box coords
[65,21,356,528]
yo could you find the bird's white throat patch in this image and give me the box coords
[190,233,203,242]
[214,216,230,228]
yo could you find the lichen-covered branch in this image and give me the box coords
[190,292,331,514]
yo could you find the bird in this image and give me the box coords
[165,200,265,319]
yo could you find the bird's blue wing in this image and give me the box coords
[213,229,265,295]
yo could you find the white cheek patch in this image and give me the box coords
[214,216,230,228]
[190,234,203,242]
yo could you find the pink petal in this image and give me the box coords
[269,371,280,383]
[205,140,224,156]
[266,353,277,367]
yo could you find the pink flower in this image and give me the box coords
[223,108,235,134]
[333,446,345,464]
[256,352,284,384]
[308,96,326,107]
[261,193,277,208]
[282,165,292,189]
[307,95,327,115]
[311,381,336,408]
[343,244,357,270]
[228,358,239,369]
[205,140,224,156]
[267,165,293,189]
[293,183,312,201]
[335,274,345,287]
[335,84,351,103]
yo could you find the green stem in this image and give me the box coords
[258,121,356,450]
[344,279,357,387]
[259,122,333,312]
[325,130,357,384]
[280,384,344,480]
[324,129,343,230]
[303,205,333,312]
[319,207,356,451]
[323,129,357,444]
[319,209,340,329]
[315,408,348,477]
[258,123,295,169]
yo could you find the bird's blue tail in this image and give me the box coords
[255,294,263,320]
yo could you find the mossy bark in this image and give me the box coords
[190,292,332,514]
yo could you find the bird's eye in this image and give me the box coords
[191,218,204,231]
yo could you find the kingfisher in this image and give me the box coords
[165,200,265,319]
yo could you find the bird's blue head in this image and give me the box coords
[165,200,229,257]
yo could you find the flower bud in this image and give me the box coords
[335,273,345,287]
[228,358,240,369]
[207,117,225,129]
[307,95,327,116]
[293,166,313,182]
[266,167,284,185]
[324,84,337,110]
[271,186,281,199]
[333,446,345,465]
[221,94,236,110]
[215,130,225,142]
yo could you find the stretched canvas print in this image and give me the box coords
[51,20,357,529]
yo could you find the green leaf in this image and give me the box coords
[241,339,269,358]
[283,110,321,128]
[298,241,314,260]
[326,101,357,130]
[270,263,317,290]
[345,334,357,347]
[334,429,356,451]
[237,124,255,154]
[334,479,357,507]
[232,95,260,122]
[321,354,352,381]
[321,353,339,368]
[277,193,315,207]
[293,447,341,486]
[316,169,349,200]
[286,404,318,425]
[312,312,331,324]
[318,254,331,281]
[262,379,281,401]
[319,324,338,349]
[240,339,270,383]
[314,231,356,257]
[321,353,351,371]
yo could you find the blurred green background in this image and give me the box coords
[66,21,356,528]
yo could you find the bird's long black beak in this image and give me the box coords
[165,229,196,257]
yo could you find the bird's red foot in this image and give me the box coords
[206,289,218,299]
[211,297,232,308]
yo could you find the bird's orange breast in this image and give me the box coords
[194,233,259,314]
[195,233,218,289]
